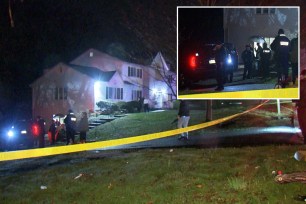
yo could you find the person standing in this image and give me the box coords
[78,112,89,143]
[261,42,272,79]
[36,116,45,148]
[64,109,76,145]
[48,119,56,145]
[271,28,290,87]
[256,43,263,77]
[177,100,190,140]
[143,98,149,112]
[214,43,227,91]
[241,44,254,80]
[290,36,298,85]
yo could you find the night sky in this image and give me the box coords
[178,8,224,46]
[0,0,177,120]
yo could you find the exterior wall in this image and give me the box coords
[71,49,176,108]
[32,50,176,121]
[31,63,95,127]
[224,7,298,62]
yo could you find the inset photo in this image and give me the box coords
[177,6,299,99]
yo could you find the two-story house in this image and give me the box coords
[30,48,176,125]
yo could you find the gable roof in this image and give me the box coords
[69,64,116,81]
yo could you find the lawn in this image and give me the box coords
[87,101,295,142]
[1,145,306,203]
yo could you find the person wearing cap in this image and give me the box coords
[241,44,254,80]
[261,42,272,78]
[271,28,291,87]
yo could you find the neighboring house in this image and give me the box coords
[30,49,176,125]
[224,7,299,61]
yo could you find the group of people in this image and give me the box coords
[241,28,298,87]
[214,28,298,91]
[34,110,89,148]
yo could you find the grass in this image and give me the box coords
[1,145,306,203]
[87,102,295,141]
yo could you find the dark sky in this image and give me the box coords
[178,8,224,46]
[0,0,177,119]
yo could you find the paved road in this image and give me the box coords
[96,126,304,151]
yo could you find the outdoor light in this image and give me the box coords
[21,130,27,134]
[195,53,199,56]
[152,88,157,95]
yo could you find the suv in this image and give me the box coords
[1,119,36,151]
[178,43,238,89]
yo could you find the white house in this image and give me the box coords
[30,49,176,125]
[224,7,299,60]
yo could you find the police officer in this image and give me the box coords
[64,109,76,145]
[271,28,290,87]
[214,43,227,91]
[241,44,254,80]
[36,116,45,148]
[261,42,272,79]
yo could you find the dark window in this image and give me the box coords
[128,66,142,78]
[256,8,262,14]
[270,8,276,14]
[263,8,269,14]
[106,87,123,100]
[54,87,67,100]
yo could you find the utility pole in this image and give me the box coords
[206,100,212,121]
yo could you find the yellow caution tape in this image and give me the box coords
[179,88,298,99]
[0,100,269,162]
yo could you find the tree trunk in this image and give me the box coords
[275,172,306,184]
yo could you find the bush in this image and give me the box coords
[120,101,140,113]
[96,101,111,111]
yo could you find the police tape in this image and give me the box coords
[0,100,269,162]
[178,88,298,99]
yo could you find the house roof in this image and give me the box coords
[69,64,116,81]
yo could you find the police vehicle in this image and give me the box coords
[179,42,238,89]
[1,119,36,151]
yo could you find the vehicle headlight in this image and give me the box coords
[7,130,14,138]
[227,55,232,64]
[21,130,27,134]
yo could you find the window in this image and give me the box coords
[106,87,123,100]
[132,90,142,100]
[256,8,276,15]
[256,8,262,14]
[54,87,67,100]
[263,8,269,14]
[128,66,142,78]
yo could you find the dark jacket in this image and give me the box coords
[178,101,190,117]
[64,114,76,131]
[242,49,254,64]
[271,34,290,56]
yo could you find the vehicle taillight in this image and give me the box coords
[189,55,197,69]
[32,124,39,137]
